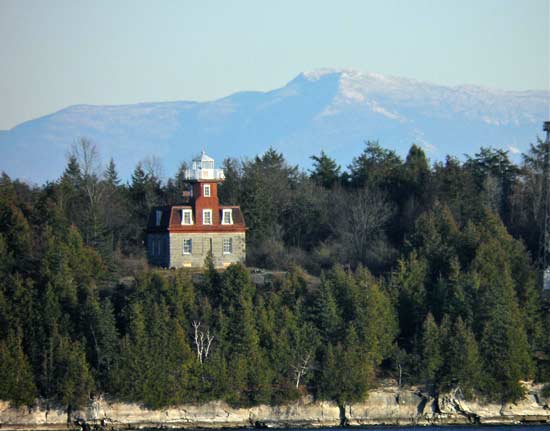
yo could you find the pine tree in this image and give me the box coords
[0,331,37,407]
[53,336,94,410]
[219,263,255,310]
[348,141,402,190]
[439,317,482,398]
[473,239,534,401]
[309,151,341,188]
[420,313,442,384]
[102,158,117,185]
[404,144,429,185]
[58,155,83,226]
[337,326,373,404]
[126,163,151,250]
[392,252,428,346]
[202,251,222,305]
[355,267,398,363]
[317,344,340,401]
[307,276,342,343]
[0,198,33,274]
[83,297,119,391]
[218,158,242,205]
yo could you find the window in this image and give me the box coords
[150,239,156,256]
[155,210,162,226]
[157,238,161,256]
[223,238,233,254]
[203,209,212,225]
[222,209,233,224]
[203,184,211,197]
[181,209,193,225]
[183,239,192,255]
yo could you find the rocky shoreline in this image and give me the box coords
[1,383,550,430]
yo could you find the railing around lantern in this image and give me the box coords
[184,168,225,181]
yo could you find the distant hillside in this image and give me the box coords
[1,69,548,184]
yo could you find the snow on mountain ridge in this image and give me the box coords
[0,69,547,184]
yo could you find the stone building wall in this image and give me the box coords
[168,232,246,268]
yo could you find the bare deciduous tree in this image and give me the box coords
[291,351,313,388]
[71,138,106,246]
[192,321,214,364]
[143,155,164,182]
[335,187,395,268]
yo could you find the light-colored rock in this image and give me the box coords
[2,382,550,430]
[0,396,342,430]
[0,400,69,427]
[437,382,550,425]
[347,386,435,425]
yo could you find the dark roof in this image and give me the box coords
[146,206,172,231]
[220,206,245,225]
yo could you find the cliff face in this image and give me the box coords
[345,383,550,426]
[1,383,549,430]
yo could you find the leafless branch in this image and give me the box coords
[193,320,214,364]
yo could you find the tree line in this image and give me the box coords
[0,136,549,410]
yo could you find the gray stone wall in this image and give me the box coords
[168,232,246,268]
[147,233,170,267]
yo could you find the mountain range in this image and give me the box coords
[1,68,548,184]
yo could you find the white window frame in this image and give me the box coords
[223,238,233,255]
[203,209,212,225]
[181,209,193,225]
[222,209,233,225]
[155,210,162,226]
[203,184,211,197]
[183,238,192,255]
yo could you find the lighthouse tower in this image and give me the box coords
[185,151,226,225]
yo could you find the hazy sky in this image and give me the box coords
[1,0,549,130]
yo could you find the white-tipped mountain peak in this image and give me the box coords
[1,69,548,184]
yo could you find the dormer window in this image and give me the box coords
[203,184,211,197]
[181,209,193,225]
[155,210,162,226]
[203,209,212,225]
[222,209,233,224]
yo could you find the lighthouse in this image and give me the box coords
[146,152,246,268]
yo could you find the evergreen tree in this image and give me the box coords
[58,155,83,226]
[420,313,442,384]
[309,151,341,188]
[104,158,120,186]
[218,158,242,205]
[0,331,37,407]
[83,297,119,391]
[52,336,94,410]
[404,144,429,186]
[348,141,402,190]
[439,317,482,398]
[307,276,342,343]
[355,267,398,362]
[392,252,428,347]
[474,239,534,401]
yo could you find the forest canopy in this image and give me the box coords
[1,137,549,409]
